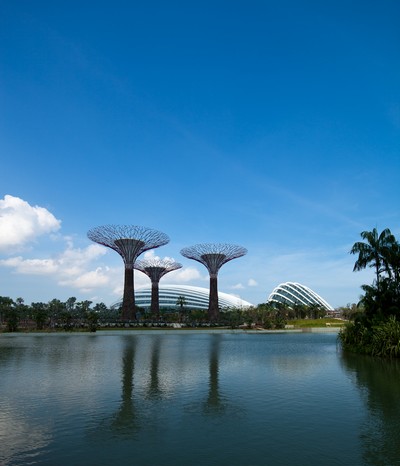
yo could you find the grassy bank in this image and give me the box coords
[290,318,345,328]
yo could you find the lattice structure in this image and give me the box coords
[87,225,169,320]
[180,243,247,321]
[134,258,182,317]
[267,282,334,311]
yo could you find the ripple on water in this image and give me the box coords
[1,332,398,466]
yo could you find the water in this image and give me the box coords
[1,331,399,466]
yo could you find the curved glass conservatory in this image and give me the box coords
[267,282,333,311]
[134,284,253,311]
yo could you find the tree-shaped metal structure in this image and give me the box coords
[134,258,182,318]
[87,225,169,321]
[180,243,247,321]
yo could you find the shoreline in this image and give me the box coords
[1,327,341,336]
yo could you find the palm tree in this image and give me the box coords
[30,302,49,330]
[176,296,186,308]
[176,296,186,322]
[0,296,15,330]
[386,239,400,284]
[350,228,396,289]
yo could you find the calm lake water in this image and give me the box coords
[1,331,400,466]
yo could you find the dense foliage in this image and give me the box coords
[0,293,332,332]
[339,228,400,357]
[0,297,117,332]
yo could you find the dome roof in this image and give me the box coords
[134,284,253,310]
[267,282,333,310]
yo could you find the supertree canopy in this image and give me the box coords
[87,225,169,321]
[180,243,247,321]
[134,258,182,317]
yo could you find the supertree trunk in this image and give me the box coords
[122,266,136,321]
[209,274,219,322]
[151,282,160,318]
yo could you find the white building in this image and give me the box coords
[267,282,333,311]
[134,284,253,310]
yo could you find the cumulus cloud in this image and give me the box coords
[59,267,110,292]
[0,195,61,252]
[0,196,216,300]
[231,283,245,290]
[0,243,106,274]
[142,250,176,262]
[248,278,258,286]
[112,283,124,297]
[0,239,113,293]
[0,256,59,275]
[170,266,203,283]
[59,243,107,274]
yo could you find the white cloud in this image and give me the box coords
[112,283,124,297]
[0,195,61,252]
[169,266,204,283]
[248,278,258,286]
[231,283,244,290]
[0,197,211,301]
[0,238,112,293]
[59,244,107,272]
[0,243,106,275]
[59,267,110,292]
[142,250,176,262]
[0,256,59,275]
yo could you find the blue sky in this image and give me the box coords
[0,0,399,308]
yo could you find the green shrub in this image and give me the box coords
[339,316,400,358]
[370,317,400,358]
[339,321,373,354]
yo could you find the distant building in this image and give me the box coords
[267,282,333,311]
[133,284,253,311]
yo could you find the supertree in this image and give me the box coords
[180,243,247,322]
[134,258,182,318]
[87,225,169,321]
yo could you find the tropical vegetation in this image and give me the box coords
[0,292,335,332]
[0,297,111,333]
[339,227,400,357]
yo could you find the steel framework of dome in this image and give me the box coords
[130,285,253,311]
[267,282,334,311]
[180,243,247,321]
[134,258,182,317]
[87,225,169,321]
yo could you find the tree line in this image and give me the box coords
[0,293,333,332]
[0,297,114,332]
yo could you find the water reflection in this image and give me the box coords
[0,337,29,369]
[146,336,164,399]
[0,404,51,464]
[4,333,378,466]
[104,334,230,439]
[204,334,226,414]
[102,335,177,438]
[110,337,140,434]
[341,353,400,465]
